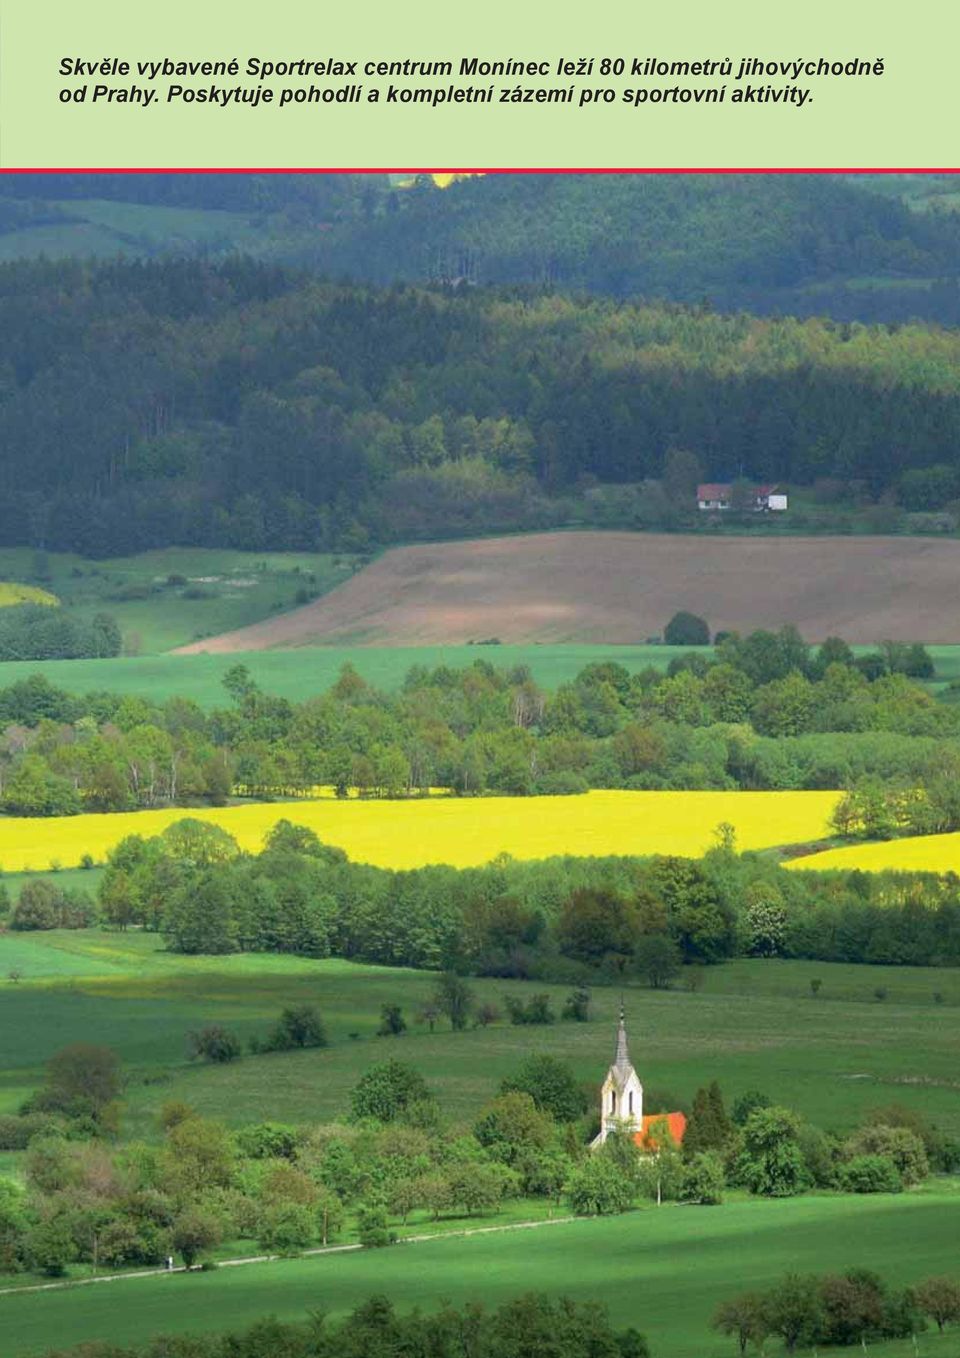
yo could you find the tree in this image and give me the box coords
[377,1003,407,1036]
[915,1276,960,1333]
[188,1025,243,1064]
[257,1202,316,1256]
[634,934,681,989]
[712,1292,769,1355]
[171,1206,222,1268]
[432,972,474,1031]
[664,611,710,646]
[350,1060,432,1123]
[474,1092,553,1166]
[264,1005,327,1051]
[680,1150,725,1205]
[736,1106,811,1198]
[764,1273,825,1354]
[10,879,62,930]
[662,448,703,507]
[566,1154,634,1215]
[500,1054,588,1123]
[44,1043,120,1119]
[557,887,641,967]
[24,1216,77,1277]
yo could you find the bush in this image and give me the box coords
[664,612,711,646]
[504,993,555,1025]
[680,1151,725,1205]
[188,1025,243,1064]
[263,1005,327,1051]
[356,1203,396,1248]
[839,1154,902,1194]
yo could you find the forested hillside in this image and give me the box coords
[3,258,960,554]
[0,173,958,322]
[314,173,960,324]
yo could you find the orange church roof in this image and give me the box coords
[635,1112,687,1150]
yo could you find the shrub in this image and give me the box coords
[561,987,591,1021]
[264,1005,327,1051]
[377,1003,407,1037]
[357,1203,396,1248]
[504,993,555,1025]
[839,1154,902,1194]
[680,1151,725,1205]
[188,1025,243,1064]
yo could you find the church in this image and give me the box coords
[591,1008,687,1151]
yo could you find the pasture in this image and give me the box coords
[1,931,958,1139]
[1,1192,958,1357]
[0,642,695,706]
[0,790,840,873]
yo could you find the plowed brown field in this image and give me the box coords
[174,531,960,651]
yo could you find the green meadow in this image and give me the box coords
[1,1191,958,1357]
[1,931,959,1143]
[0,547,356,655]
[0,643,698,705]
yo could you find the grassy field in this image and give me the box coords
[1,931,958,1139]
[0,547,356,655]
[0,198,266,264]
[788,831,960,874]
[0,789,840,874]
[1,1191,958,1357]
[0,642,698,705]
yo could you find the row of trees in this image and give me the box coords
[2,632,959,815]
[52,816,958,972]
[31,1293,648,1358]
[713,1270,958,1353]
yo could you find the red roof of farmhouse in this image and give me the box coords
[635,1112,687,1150]
[697,483,776,499]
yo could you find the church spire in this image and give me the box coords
[614,1003,630,1074]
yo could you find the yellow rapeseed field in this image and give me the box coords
[0,790,840,873]
[0,582,59,608]
[787,833,960,875]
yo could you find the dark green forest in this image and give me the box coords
[4,256,960,553]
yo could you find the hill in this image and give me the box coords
[1,173,959,323]
[177,531,960,647]
[4,261,960,556]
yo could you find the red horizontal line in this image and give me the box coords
[1,166,959,175]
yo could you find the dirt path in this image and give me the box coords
[174,531,960,651]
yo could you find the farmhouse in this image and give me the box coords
[697,482,788,512]
[591,1009,687,1150]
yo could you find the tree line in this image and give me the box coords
[3,632,960,816]
[6,815,960,973]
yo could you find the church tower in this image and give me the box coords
[594,1007,643,1145]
